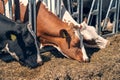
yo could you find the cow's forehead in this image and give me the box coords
[67,23,80,40]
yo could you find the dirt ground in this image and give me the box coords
[0,34,120,80]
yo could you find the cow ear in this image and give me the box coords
[60,29,68,38]
[60,29,71,48]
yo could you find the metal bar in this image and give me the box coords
[99,0,102,35]
[28,0,32,26]
[59,0,61,19]
[51,0,55,14]
[32,0,36,33]
[67,0,71,14]
[96,0,102,35]
[77,0,80,23]
[114,0,120,33]
[102,0,114,31]
[8,0,12,19]
[71,0,73,14]
[112,0,117,34]
[47,0,51,11]
[87,0,96,24]
[102,33,116,38]
[79,0,83,23]
[56,0,60,16]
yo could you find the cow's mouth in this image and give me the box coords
[83,39,99,48]
[1,43,19,61]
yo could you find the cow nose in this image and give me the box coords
[37,61,43,66]
[83,58,90,62]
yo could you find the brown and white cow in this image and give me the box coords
[47,0,110,49]
[101,18,113,32]
[30,0,109,49]
[0,0,89,62]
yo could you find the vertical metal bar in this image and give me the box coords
[112,0,116,34]
[102,0,113,31]
[8,0,12,19]
[97,0,102,35]
[33,0,36,33]
[28,0,32,26]
[115,0,120,33]
[51,0,55,14]
[77,0,80,23]
[67,0,71,14]
[87,0,96,24]
[56,0,60,16]
[47,0,51,11]
[77,0,83,23]
[81,0,83,23]
[96,0,99,33]
[70,0,73,14]
[59,0,61,19]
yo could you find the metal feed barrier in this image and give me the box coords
[1,0,120,52]
[2,0,120,36]
[102,0,120,36]
[67,0,83,23]
[67,0,120,37]
[1,0,36,33]
[87,0,102,35]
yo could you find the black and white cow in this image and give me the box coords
[0,14,42,68]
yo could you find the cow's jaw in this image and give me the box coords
[2,43,19,61]
[80,35,89,62]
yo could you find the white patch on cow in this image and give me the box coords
[19,0,39,6]
[2,43,19,61]
[62,11,80,26]
[95,36,109,49]
[80,22,109,49]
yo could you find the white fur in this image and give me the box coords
[2,43,19,61]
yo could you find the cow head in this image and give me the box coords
[80,21,110,49]
[0,14,42,68]
[15,23,42,68]
[40,23,89,62]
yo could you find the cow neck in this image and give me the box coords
[37,3,72,36]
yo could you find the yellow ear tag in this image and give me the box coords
[63,33,66,38]
[10,34,17,41]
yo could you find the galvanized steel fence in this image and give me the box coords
[1,0,120,37]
